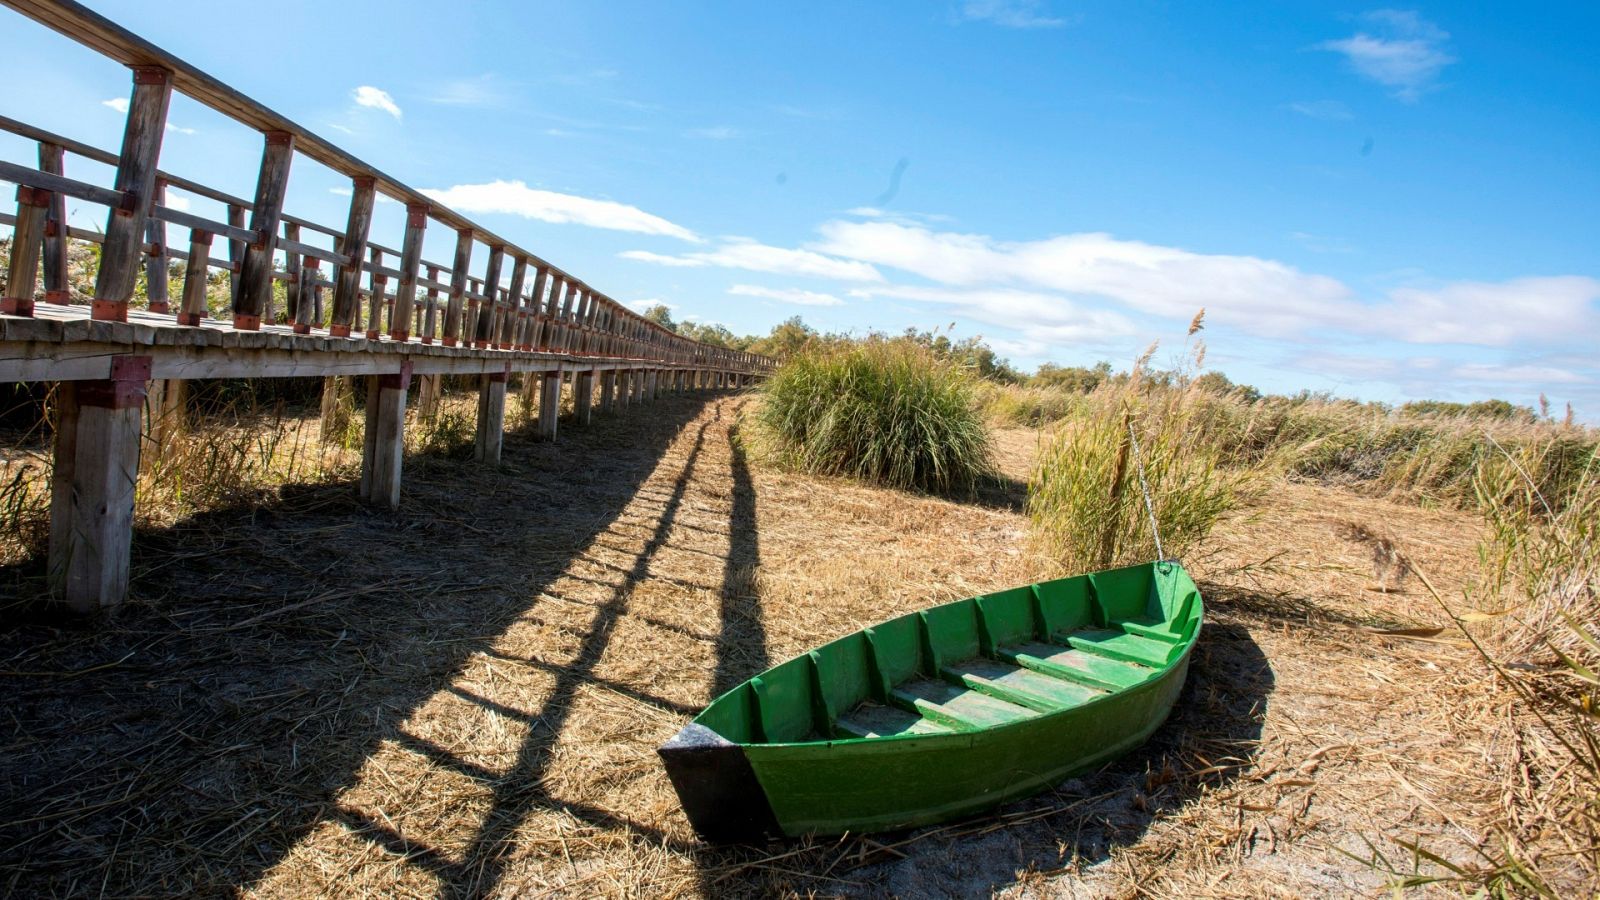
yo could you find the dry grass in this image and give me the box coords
[0,392,1587,897]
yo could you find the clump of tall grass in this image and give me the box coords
[756,338,994,493]
[979,382,1083,427]
[1028,329,1269,573]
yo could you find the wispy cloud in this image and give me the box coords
[729,284,845,307]
[619,238,882,281]
[810,219,1600,350]
[956,0,1071,29]
[1287,99,1354,121]
[685,126,740,140]
[101,97,129,113]
[352,85,402,119]
[422,180,699,241]
[1289,231,1356,254]
[425,75,512,107]
[1318,10,1454,101]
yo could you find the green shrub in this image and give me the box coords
[1028,373,1260,573]
[756,339,994,492]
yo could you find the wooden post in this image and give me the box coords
[319,376,352,444]
[574,369,596,425]
[417,374,442,421]
[144,178,170,313]
[2,186,49,316]
[146,376,186,444]
[293,260,318,333]
[443,228,472,346]
[475,366,509,463]
[500,256,527,350]
[48,356,149,612]
[232,132,294,330]
[538,367,562,441]
[616,370,630,409]
[39,142,70,305]
[281,220,302,323]
[365,248,386,340]
[600,370,616,413]
[390,203,426,342]
[359,362,410,508]
[176,228,211,325]
[634,369,646,404]
[475,246,503,349]
[93,67,172,322]
[330,176,375,336]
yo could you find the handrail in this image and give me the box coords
[0,0,770,373]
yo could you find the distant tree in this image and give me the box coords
[750,316,819,360]
[1033,361,1113,393]
[641,303,676,330]
[1401,398,1534,422]
[1193,371,1263,403]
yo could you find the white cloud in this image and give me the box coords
[729,284,845,307]
[619,238,882,281]
[101,97,129,113]
[425,75,510,107]
[849,283,1137,348]
[627,299,677,312]
[1451,363,1589,385]
[1318,10,1454,101]
[810,219,1600,350]
[1288,100,1354,121]
[352,85,402,119]
[957,0,1069,29]
[423,180,699,241]
[162,193,191,213]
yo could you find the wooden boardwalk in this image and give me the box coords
[0,0,771,612]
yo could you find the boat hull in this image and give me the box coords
[660,561,1202,841]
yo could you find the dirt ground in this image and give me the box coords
[1,391,1512,897]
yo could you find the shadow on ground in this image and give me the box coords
[0,392,741,896]
[690,602,1276,897]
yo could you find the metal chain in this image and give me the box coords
[1126,418,1167,563]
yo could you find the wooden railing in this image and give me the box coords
[0,0,771,613]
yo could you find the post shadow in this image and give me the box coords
[0,394,715,896]
[713,422,769,695]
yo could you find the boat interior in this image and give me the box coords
[697,562,1203,745]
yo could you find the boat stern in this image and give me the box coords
[657,723,781,843]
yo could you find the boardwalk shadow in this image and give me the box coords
[690,613,1274,898]
[0,393,719,896]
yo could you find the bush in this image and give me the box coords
[980,382,1083,427]
[755,339,994,493]
[1028,369,1261,574]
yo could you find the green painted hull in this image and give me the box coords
[659,561,1202,841]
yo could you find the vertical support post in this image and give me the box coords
[39,142,70,305]
[422,264,442,344]
[320,376,353,444]
[600,370,616,413]
[634,369,646,404]
[616,370,631,409]
[417,374,442,421]
[538,367,562,441]
[232,132,294,330]
[475,246,503,348]
[574,368,596,425]
[281,220,302,323]
[475,365,509,464]
[365,248,386,340]
[293,260,318,333]
[391,203,427,342]
[499,255,527,350]
[443,228,473,346]
[144,178,170,313]
[359,362,411,508]
[2,186,49,316]
[48,356,150,612]
[176,229,212,325]
[330,176,376,336]
[94,66,172,322]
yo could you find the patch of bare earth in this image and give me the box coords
[0,399,1518,897]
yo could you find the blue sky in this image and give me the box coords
[3,1,1598,415]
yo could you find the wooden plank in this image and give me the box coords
[574,368,595,425]
[475,245,504,349]
[474,367,508,463]
[144,177,170,312]
[148,204,256,243]
[92,66,171,321]
[599,369,616,413]
[359,364,409,508]
[538,367,561,440]
[0,158,127,207]
[176,226,211,325]
[443,228,472,346]
[329,176,375,336]
[499,255,527,350]
[421,263,441,344]
[232,131,294,329]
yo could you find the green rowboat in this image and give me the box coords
[658,560,1203,841]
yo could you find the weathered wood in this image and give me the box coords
[2,186,49,316]
[226,203,245,305]
[600,369,616,413]
[359,364,409,508]
[281,220,302,323]
[175,228,211,325]
[474,368,508,463]
[390,203,427,342]
[443,228,472,346]
[422,263,441,344]
[232,132,294,330]
[574,368,596,425]
[499,255,527,350]
[145,376,186,443]
[47,356,148,611]
[38,142,70,304]
[416,373,442,420]
[293,259,318,334]
[365,247,386,340]
[143,178,170,313]
[92,66,172,322]
[319,375,353,444]
[537,367,562,440]
[475,245,504,349]
[329,176,375,336]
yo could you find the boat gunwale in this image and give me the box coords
[698,566,1205,751]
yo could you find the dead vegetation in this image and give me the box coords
[0,391,1588,897]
